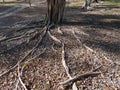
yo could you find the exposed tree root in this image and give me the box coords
[15,80,20,90]
[0,35,23,43]
[0,31,40,54]
[0,48,34,77]
[1,20,118,90]
[18,64,28,90]
[0,19,44,31]
[15,48,46,90]
[16,24,43,32]
[61,43,78,90]
[8,35,26,41]
[57,27,63,35]
[8,30,37,41]
[0,29,45,55]
[0,21,61,78]
[0,29,37,43]
[0,41,26,54]
[60,41,101,89]
[0,27,48,77]
[48,31,62,45]
[72,30,95,53]
[51,43,57,51]
[23,48,46,67]
[72,30,120,65]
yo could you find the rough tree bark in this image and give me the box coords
[46,0,66,26]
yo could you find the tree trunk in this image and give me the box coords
[83,0,99,8]
[3,0,5,3]
[84,0,92,8]
[46,0,66,25]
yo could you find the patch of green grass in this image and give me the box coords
[104,0,120,6]
[107,0,120,3]
[0,0,16,2]
[0,3,19,6]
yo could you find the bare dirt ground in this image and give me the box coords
[0,1,120,90]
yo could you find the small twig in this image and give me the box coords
[61,43,78,90]
[92,65,103,72]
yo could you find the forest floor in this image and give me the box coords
[0,0,120,90]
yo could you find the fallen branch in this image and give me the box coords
[60,72,101,86]
[61,43,78,90]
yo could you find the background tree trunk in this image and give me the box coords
[46,0,66,25]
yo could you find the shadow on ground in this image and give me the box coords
[64,5,120,29]
[85,39,120,54]
[0,4,120,54]
[63,5,120,54]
